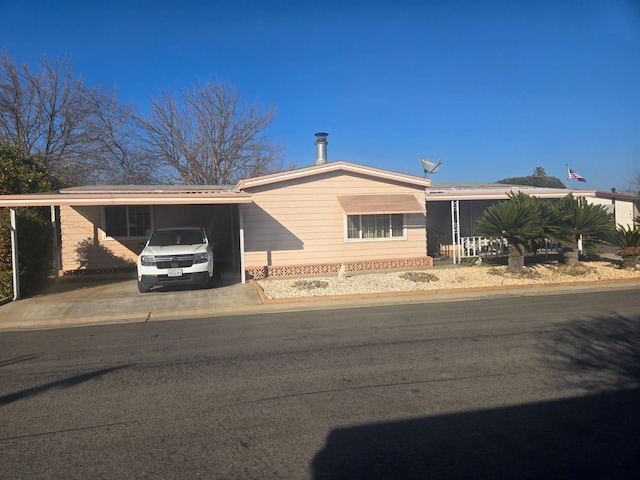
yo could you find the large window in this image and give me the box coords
[104,206,151,238]
[347,214,405,240]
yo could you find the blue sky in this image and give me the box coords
[1,0,639,191]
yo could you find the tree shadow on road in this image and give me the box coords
[0,364,132,406]
[540,311,640,391]
[311,312,640,479]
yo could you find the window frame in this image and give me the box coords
[102,205,153,240]
[344,213,407,242]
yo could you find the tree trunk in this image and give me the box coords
[621,255,637,269]
[507,245,525,273]
[564,250,579,267]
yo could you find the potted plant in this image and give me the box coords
[612,224,640,269]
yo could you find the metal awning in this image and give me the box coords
[337,194,425,214]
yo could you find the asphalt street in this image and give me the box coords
[1,288,639,479]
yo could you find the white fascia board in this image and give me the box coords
[0,194,252,207]
[424,189,597,201]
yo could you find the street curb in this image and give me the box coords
[249,277,640,304]
[2,277,638,333]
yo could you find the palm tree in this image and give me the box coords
[611,224,640,268]
[554,194,614,266]
[533,166,546,177]
[475,192,544,273]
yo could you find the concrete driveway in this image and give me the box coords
[0,275,263,331]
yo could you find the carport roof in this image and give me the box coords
[0,185,252,207]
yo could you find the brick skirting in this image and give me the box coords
[62,266,136,276]
[245,256,434,280]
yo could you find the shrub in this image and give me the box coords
[292,280,329,291]
[0,207,53,297]
[1,145,66,297]
[399,272,439,283]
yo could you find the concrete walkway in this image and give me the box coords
[0,278,264,331]
[1,273,639,332]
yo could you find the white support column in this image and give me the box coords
[10,208,20,300]
[578,234,583,254]
[51,206,59,279]
[239,205,246,284]
[451,200,461,264]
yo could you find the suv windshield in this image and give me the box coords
[148,229,205,247]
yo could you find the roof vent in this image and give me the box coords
[314,132,328,165]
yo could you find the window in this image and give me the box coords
[104,206,151,238]
[347,214,405,240]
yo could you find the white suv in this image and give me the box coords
[136,227,214,293]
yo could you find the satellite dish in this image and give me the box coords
[420,157,442,177]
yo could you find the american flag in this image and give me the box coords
[567,165,586,182]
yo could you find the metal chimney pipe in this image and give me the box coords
[314,132,328,165]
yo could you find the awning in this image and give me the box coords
[337,194,425,214]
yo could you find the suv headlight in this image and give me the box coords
[140,255,156,266]
[194,252,209,264]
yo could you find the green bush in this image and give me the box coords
[1,145,65,298]
[292,280,329,290]
[0,207,54,298]
[399,271,439,283]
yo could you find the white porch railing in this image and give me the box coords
[440,237,563,263]
[460,236,508,258]
[439,236,508,263]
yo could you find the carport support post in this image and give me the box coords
[10,208,20,300]
[51,206,59,279]
[451,200,460,264]
[239,206,246,283]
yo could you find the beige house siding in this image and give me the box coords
[589,197,637,229]
[243,171,427,273]
[60,205,142,271]
[59,204,239,273]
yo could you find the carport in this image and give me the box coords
[0,185,252,300]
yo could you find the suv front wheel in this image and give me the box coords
[138,281,151,293]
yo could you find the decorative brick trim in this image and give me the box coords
[62,266,136,276]
[245,256,434,280]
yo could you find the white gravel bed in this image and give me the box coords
[255,261,640,299]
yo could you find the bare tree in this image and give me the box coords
[137,80,284,185]
[627,170,640,195]
[0,52,149,185]
[82,87,158,184]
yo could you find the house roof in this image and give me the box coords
[236,161,432,190]
[0,184,252,207]
[424,184,597,201]
[594,191,640,202]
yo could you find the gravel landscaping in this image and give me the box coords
[255,259,640,300]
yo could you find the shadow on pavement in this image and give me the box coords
[0,364,132,406]
[540,312,640,391]
[311,388,640,479]
[0,354,38,369]
[313,311,640,479]
[35,268,242,296]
